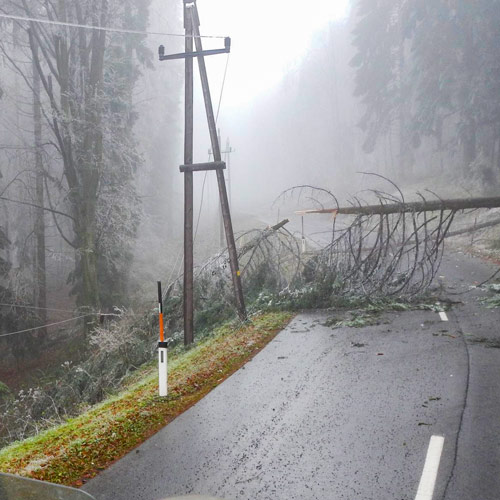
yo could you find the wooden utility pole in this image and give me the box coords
[183,2,194,345]
[217,129,224,248]
[209,133,234,248]
[222,138,233,248]
[159,0,246,345]
[190,4,246,320]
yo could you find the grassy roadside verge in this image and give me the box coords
[0,311,293,486]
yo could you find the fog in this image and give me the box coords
[191,0,354,208]
[133,0,358,282]
[2,0,500,454]
[1,0,499,322]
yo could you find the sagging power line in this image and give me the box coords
[0,302,75,313]
[0,13,226,39]
[0,311,123,338]
[0,314,92,338]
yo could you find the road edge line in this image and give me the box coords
[415,435,445,500]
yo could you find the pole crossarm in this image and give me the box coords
[179,161,226,172]
[159,46,230,61]
[158,37,230,61]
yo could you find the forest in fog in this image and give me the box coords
[0,0,182,346]
[0,0,500,374]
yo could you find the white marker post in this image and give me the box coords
[157,281,168,397]
[301,216,306,253]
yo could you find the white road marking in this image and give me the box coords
[415,435,445,500]
[439,311,448,322]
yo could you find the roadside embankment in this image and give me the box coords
[0,312,293,486]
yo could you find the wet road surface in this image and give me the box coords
[439,251,500,500]
[84,250,500,500]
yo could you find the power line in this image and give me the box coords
[0,314,92,338]
[0,302,75,313]
[0,13,226,39]
[216,53,231,123]
[194,53,231,242]
[194,171,209,242]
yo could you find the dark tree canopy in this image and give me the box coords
[351,0,500,189]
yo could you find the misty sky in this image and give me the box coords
[145,0,353,215]
[196,0,351,107]
[148,0,351,108]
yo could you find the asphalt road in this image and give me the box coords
[438,251,500,500]
[83,249,500,500]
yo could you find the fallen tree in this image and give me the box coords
[160,180,500,336]
[296,196,500,216]
[272,180,500,298]
[445,216,500,238]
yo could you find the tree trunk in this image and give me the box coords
[32,42,47,337]
[461,19,478,175]
[28,0,107,310]
[74,1,107,309]
[297,196,500,216]
[78,216,100,308]
[463,118,477,173]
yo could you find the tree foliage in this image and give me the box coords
[1,0,151,309]
[351,0,406,154]
[351,0,500,189]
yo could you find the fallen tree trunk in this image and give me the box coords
[445,216,500,238]
[238,219,290,257]
[296,196,500,216]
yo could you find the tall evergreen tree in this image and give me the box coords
[351,0,500,189]
[408,0,500,185]
[351,1,408,152]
